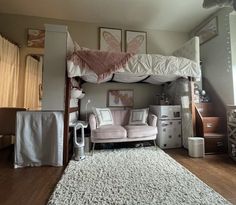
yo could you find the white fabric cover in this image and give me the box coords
[14,111,64,168]
[94,108,114,127]
[129,108,149,125]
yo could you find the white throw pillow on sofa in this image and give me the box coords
[94,108,114,127]
[129,108,149,125]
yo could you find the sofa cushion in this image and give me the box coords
[111,109,130,125]
[94,108,114,127]
[129,108,149,125]
[125,125,157,138]
[92,125,127,139]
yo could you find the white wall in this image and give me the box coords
[80,82,161,120]
[230,13,236,103]
[191,8,234,105]
[0,13,189,55]
[42,25,67,110]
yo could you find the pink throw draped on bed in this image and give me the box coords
[68,50,133,81]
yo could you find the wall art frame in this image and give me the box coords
[195,16,218,45]
[107,89,134,107]
[125,30,147,54]
[99,27,122,52]
[27,29,45,48]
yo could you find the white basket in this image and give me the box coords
[188,137,205,158]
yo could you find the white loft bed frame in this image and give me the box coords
[42,24,199,165]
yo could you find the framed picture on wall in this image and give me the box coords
[27,29,45,48]
[195,16,218,45]
[99,27,122,52]
[107,89,133,107]
[125,30,147,54]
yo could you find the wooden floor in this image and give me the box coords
[0,146,64,205]
[0,146,235,205]
[165,149,236,205]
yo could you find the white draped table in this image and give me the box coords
[14,111,64,168]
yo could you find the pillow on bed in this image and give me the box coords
[129,108,149,125]
[93,108,114,127]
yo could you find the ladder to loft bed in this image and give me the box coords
[64,76,81,164]
[193,78,227,154]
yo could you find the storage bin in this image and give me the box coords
[188,137,205,157]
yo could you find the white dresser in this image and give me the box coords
[150,105,182,149]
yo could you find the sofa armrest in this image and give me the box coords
[148,114,157,127]
[89,114,97,130]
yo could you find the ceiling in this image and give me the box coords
[0,0,218,32]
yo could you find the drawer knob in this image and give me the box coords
[206,123,213,128]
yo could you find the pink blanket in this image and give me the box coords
[69,50,133,81]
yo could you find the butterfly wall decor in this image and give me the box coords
[99,27,122,52]
[125,30,147,54]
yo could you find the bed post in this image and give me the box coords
[189,77,196,136]
[43,24,77,165]
[64,77,71,164]
[43,24,70,165]
[64,76,82,164]
[64,33,77,165]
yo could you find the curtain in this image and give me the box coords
[0,35,20,107]
[24,56,42,110]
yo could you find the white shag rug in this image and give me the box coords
[48,147,231,205]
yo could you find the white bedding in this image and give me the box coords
[67,37,201,84]
[67,54,200,83]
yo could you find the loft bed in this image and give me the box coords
[42,24,200,165]
[67,37,200,84]
[64,35,200,162]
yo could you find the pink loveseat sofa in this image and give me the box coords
[89,109,158,152]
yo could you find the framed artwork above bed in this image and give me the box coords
[107,89,134,107]
[195,16,218,45]
[27,29,45,48]
[125,30,147,54]
[99,27,122,52]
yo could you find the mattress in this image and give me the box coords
[67,54,200,84]
[66,37,201,84]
